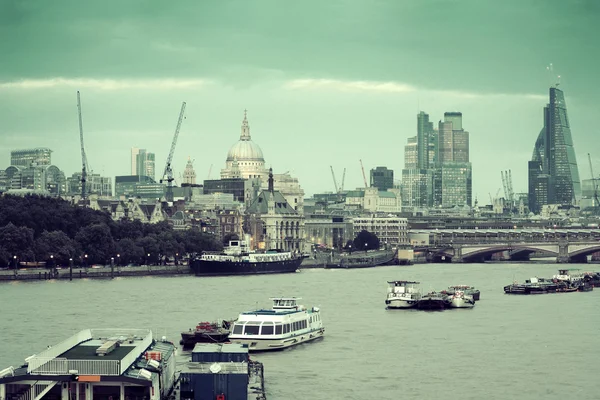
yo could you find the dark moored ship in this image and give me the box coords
[324,248,396,269]
[180,320,234,349]
[417,292,449,310]
[190,239,303,276]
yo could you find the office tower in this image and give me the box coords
[528,87,581,213]
[131,148,140,175]
[11,148,52,167]
[417,112,434,169]
[370,166,394,190]
[433,112,472,207]
[132,148,156,180]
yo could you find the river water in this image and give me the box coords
[1,263,598,400]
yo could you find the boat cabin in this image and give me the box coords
[387,281,420,293]
[271,297,302,311]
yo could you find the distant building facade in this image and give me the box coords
[11,148,52,168]
[370,166,394,191]
[115,175,163,199]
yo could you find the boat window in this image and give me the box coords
[232,324,243,334]
[261,324,274,335]
[275,324,282,334]
[284,324,290,333]
[244,325,260,335]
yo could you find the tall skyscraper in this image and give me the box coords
[528,87,581,213]
[417,112,434,169]
[131,148,140,175]
[432,112,472,207]
[131,148,156,180]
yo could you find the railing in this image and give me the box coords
[185,362,248,374]
[27,330,92,373]
[28,358,120,376]
[27,329,153,376]
[12,381,56,400]
[119,330,153,373]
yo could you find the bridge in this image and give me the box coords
[410,228,600,263]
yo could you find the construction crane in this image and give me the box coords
[76,91,90,203]
[330,166,339,194]
[501,171,509,200]
[507,170,514,203]
[207,164,213,180]
[359,159,368,188]
[588,153,599,210]
[340,168,346,193]
[160,102,187,202]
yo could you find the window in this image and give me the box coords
[261,323,274,335]
[275,324,282,334]
[233,324,243,334]
[244,325,260,335]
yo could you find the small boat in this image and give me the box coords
[385,280,421,309]
[443,285,480,301]
[417,292,448,310]
[583,272,600,287]
[228,297,325,352]
[447,290,475,308]
[180,319,235,349]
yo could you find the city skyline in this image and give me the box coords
[0,1,598,200]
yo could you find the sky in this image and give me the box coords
[1,0,599,202]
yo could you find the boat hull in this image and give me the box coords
[229,328,325,352]
[448,296,475,308]
[325,250,395,269]
[180,331,230,348]
[417,298,447,310]
[385,298,418,309]
[190,257,303,276]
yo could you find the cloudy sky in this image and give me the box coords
[1,0,598,202]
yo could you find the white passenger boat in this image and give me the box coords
[228,297,325,352]
[447,290,475,308]
[385,280,421,309]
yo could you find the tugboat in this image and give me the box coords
[442,285,481,301]
[447,290,475,308]
[385,280,422,309]
[180,319,235,349]
[228,297,325,352]
[504,277,560,294]
[417,292,449,310]
[190,238,303,276]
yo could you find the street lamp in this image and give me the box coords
[12,255,17,270]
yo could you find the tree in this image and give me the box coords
[353,230,380,251]
[115,238,145,265]
[0,223,35,259]
[75,224,115,265]
[35,231,77,266]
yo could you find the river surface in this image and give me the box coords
[1,263,599,400]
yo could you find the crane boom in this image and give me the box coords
[588,153,599,209]
[161,102,187,202]
[359,159,368,188]
[330,166,339,194]
[77,91,89,202]
[340,168,346,192]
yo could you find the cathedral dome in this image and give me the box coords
[226,140,264,162]
[225,110,265,162]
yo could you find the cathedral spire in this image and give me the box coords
[240,109,250,141]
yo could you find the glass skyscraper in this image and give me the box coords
[528,87,581,213]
